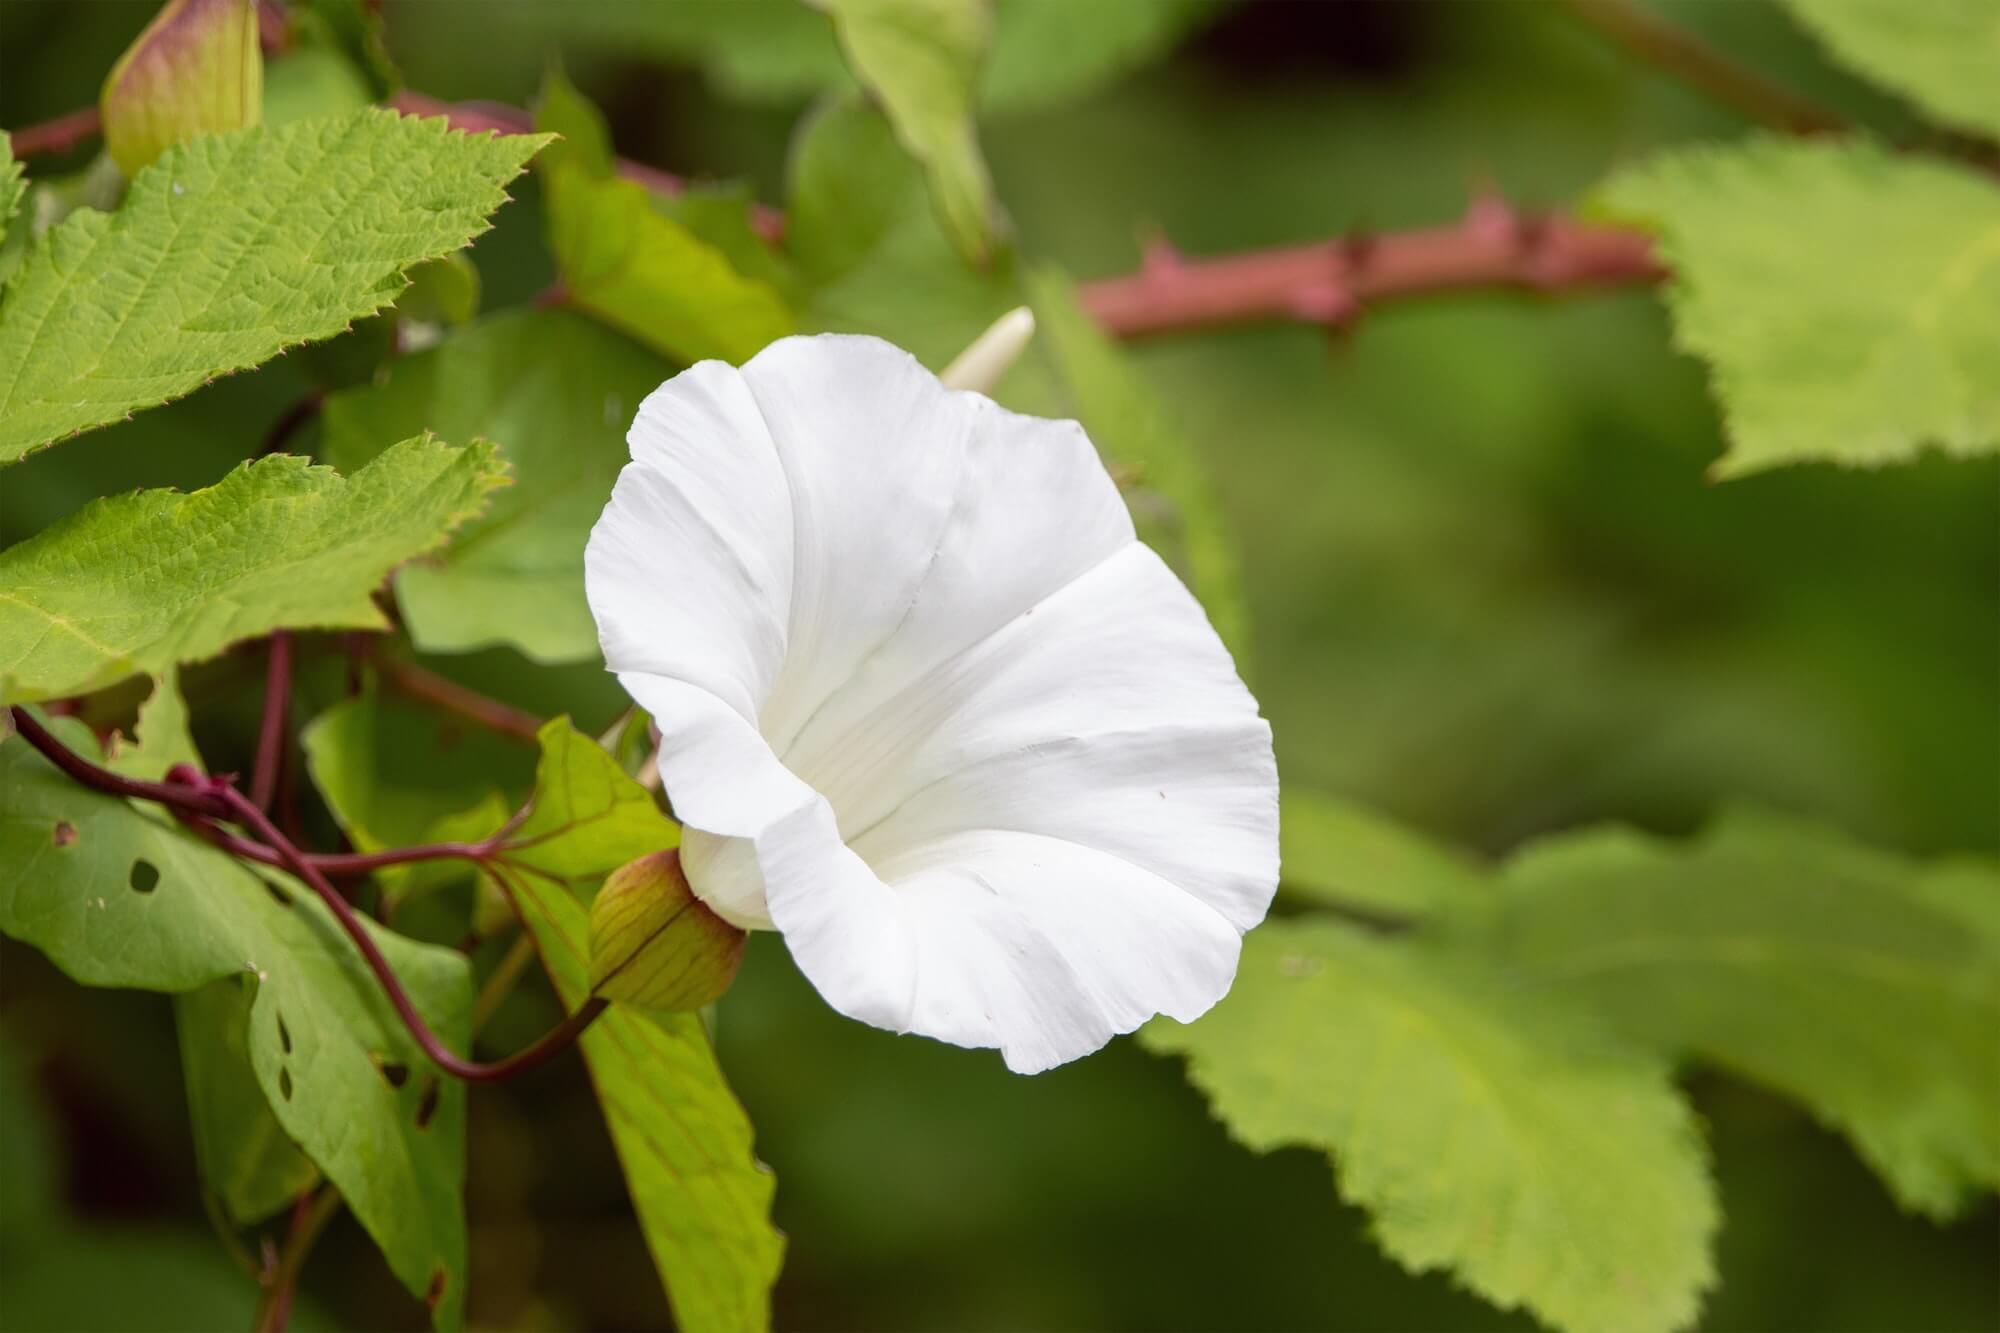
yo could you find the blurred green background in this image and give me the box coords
[2,2,1994,1329]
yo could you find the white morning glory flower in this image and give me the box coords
[584,334,1278,1072]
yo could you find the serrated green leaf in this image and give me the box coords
[1280,788,1484,919]
[1026,266,1253,666]
[322,310,667,662]
[1778,0,2000,139]
[1143,918,1717,1333]
[487,718,776,1330]
[0,133,24,234]
[1469,808,2000,1219]
[504,718,679,882]
[501,869,780,1333]
[1598,139,2000,476]
[825,0,996,265]
[0,719,473,1327]
[0,109,547,462]
[99,0,263,177]
[176,978,320,1225]
[105,670,203,781]
[0,436,508,703]
[300,688,528,905]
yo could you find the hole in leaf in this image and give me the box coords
[277,1015,292,1055]
[279,1068,294,1100]
[415,1080,440,1129]
[128,859,159,894]
[374,1057,409,1090]
[52,822,77,847]
[261,879,294,907]
[425,1268,448,1310]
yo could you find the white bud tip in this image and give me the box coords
[939,306,1037,395]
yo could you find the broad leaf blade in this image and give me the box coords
[1598,139,2000,476]
[321,309,669,662]
[504,718,680,880]
[1778,0,2000,139]
[0,436,508,702]
[0,721,474,1327]
[1143,918,1717,1333]
[1472,808,2000,1219]
[0,108,547,461]
[1280,788,1484,919]
[825,0,996,265]
[177,978,320,1225]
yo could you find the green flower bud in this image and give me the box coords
[588,849,745,1012]
[100,0,262,178]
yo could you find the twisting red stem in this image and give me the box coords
[10,706,234,820]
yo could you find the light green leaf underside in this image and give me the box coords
[1472,808,2000,1219]
[176,979,321,1226]
[322,309,669,663]
[495,719,779,1332]
[1144,918,1716,1333]
[0,720,473,1328]
[0,435,508,703]
[300,689,527,904]
[1279,788,1484,919]
[1778,0,2000,139]
[0,108,547,462]
[1598,139,2000,476]
[544,160,792,366]
[1027,266,1254,666]
[826,0,996,266]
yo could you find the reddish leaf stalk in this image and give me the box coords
[250,631,291,812]
[376,655,546,744]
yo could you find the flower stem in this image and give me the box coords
[250,632,291,812]
[250,1186,342,1333]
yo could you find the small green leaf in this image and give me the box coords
[0,133,24,233]
[981,0,1223,112]
[533,65,616,178]
[824,0,997,265]
[1598,139,2000,476]
[105,670,203,781]
[177,978,320,1225]
[1467,808,2000,1219]
[588,850,745,1011]
[1280,788,1484,919]
[502,867,781,1333]
[1027,266,1253,666]
[321,310,668,663]
[0,437,508,703]
[300,689,527,905]
[261,45,375,127]
[1144,918,1717,1333]
[0,719,473,1327]
[0,109,548,462]
[1777,0,2000,139]
[504,717,679,881]
[100,0,263,177]
[786,94,923,289]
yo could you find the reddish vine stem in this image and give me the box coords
[376,654,546,744]
[8,706,603,1083]
[250,632,291,812]
[8,105,101,157]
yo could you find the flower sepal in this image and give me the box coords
[588,849,746,1012]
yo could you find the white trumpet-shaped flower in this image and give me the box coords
[585,335,1278,1072]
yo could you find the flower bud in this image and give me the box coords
[100,0,262,177]
[588,849,745,1012]
[939,306,1036,394]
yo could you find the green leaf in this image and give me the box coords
[503,718,679,881]
[1280,788,1484,919]
[0,133,24,233]
[786,94,923,289]
[1026,266,1254,666]
[99,0,263,178]
[501,871,781,1333]
[300,689,528,904]
[825,0,997,265]
[489,719,777,1330]
[1778,0,2000,139]
[176,978,320,1225]
[1143,918,1717,1333]
[0,108,547,462]
[981,0,1222,112]
[321,310,667,662]
[1598,139,2000,476]
[0,436,508,703]
[0,719,474,1327]
[261,45,375,127]
[105,670,203,781]
[1468,808,2000,1219]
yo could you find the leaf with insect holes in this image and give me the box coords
[322,309,670,663]
[0,436,508,704]
[1598,139,2000,476]
[0,108,547,462]
[1143,917,1718,1333]
[0,717,474,1329]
